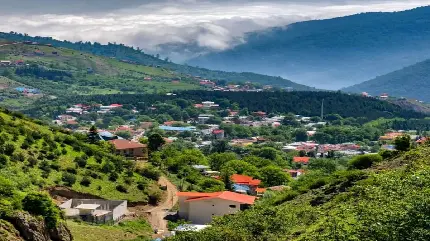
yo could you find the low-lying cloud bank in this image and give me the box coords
[0,0,429,61]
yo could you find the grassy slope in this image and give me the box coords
[0,109,157,202]
[0,32,314,90]
[169,146,430,241]
[67,219,152,241]
[0,42,201,109]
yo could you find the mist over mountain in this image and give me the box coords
[187,6,430,89]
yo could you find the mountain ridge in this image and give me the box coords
[187,6,430,89]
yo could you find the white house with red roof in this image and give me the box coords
[177,191,256,224]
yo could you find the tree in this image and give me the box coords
[22,192,60,229]
[116,130,132,140]
[199,178,225,192]
[349,154,383,170]
[62,172,77,186]
[308,158,337,173]
[282,113,300,127]
[294,129,308,142]
[88,125,99,143]
[394,135,411,152]
[260,165,290,187]
[148,133,166,152]
[221,160,259,178]
[209,152,237,171]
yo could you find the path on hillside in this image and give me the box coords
[146,176,178,237]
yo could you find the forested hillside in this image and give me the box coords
[0,32,312,89]
[27,90,426,120]
[168,143,430,241]
[0,107,160,240]
[188,6,430,89]
[343,59,430,102]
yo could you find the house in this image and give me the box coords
[284,169,304,179]
[231,174,261,195]
[177,191,256,224]
[212,129,225,139]
[59,199,127,224]
[293,157,310,165]
[0,60,11,66]
[109,139,148,159]
[198,114,214,124]
[252,111,266,118]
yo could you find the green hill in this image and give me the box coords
[168,145,430,241]
[0,107,159,240]
[0,32,313,90]
[0,42,203,109]
[342,59,430,102]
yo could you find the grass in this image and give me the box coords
[67,219,152,241]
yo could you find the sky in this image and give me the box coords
[1,0,430,57]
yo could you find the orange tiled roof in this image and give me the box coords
[231,174,261,186]
[180,191,256,205]
[109,139,146,150]
[293,157,310,164]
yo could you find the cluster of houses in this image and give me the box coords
[282,141,362,156]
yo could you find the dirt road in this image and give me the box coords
[146,176,178,237]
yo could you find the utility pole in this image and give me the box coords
[321,99,324,120]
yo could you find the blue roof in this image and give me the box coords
[159,125,196,132]
[99,131,114,137]
[233,184,250,192]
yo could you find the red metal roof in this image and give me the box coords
[109,139,146,150]
[180,191,256,205]
[212,129,224,134]
[293,157,310,164]
[231,174,261,186]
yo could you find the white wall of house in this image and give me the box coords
[184,198,243,224]
[112,201,127,221]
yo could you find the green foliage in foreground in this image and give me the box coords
[168,145,430,241]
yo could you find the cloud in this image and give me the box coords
[0,0,429,61]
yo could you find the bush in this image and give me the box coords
[116,184,128,193]
[2,143,15,156]
[11,152,26,162]
[109,172,119,181]
[66,167,77,174]
[62,173,77,187]
[80,177,91,187]
[22,192,60,229]
[349,154,383,170]
[27,156,38,167]
[74,156,88,168]
[137,181,148,191]
[138,166,161,181]
[0,154,9,167]
[147,187,163,205]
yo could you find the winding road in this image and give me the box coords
[146,176,178,237]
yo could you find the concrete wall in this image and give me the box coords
[178,197,190,220]
[187,199,242,224]
[112,200,127,221]
[59,199,127,222]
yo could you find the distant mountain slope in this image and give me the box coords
[343,59,430,102]
[0,32,313,90]
[188,6,430,89]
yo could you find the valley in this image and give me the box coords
[1,4,430,241]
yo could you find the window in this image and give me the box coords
[229,205,236,208]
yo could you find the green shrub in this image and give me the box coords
[349,154,383,170]
[147,187,162,205]
[74,156,88,168]
[65,167,77,174]
[80,177,91,187]
[27,156,38,167]
[109,172,119,181]
[0,154,9,167]
[22,192,60,229]
[2,143,15,156]
[138,166,161,181]
[116,184,128,193]
[11,152,26,162]
[62,173,77,187]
